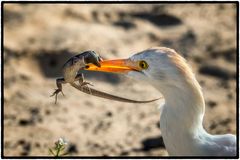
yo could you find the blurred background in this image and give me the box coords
[3,3,236,156]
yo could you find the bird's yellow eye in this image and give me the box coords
[138,60,148,69]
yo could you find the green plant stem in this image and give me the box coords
[56,145,61,157]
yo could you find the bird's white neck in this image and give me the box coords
[156,76,208,155]
[162,78,205,132]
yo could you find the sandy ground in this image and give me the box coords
[3,4,236,156]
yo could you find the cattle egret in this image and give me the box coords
[85,47,236,156]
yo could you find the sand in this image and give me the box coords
[3,3,236,156]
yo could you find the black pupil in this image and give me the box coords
[141,62,145,68]
[73,58,78,64]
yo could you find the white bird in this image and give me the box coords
[85,47,236,156]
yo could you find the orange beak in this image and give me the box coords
[85,58,141,74]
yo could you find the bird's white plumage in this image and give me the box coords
[127,47,236,156]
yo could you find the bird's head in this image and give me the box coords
[85,47,198,95]
[86,47,205,124]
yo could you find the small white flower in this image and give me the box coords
[57,137,67,146]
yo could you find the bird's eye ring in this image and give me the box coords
[138,60,148,69]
